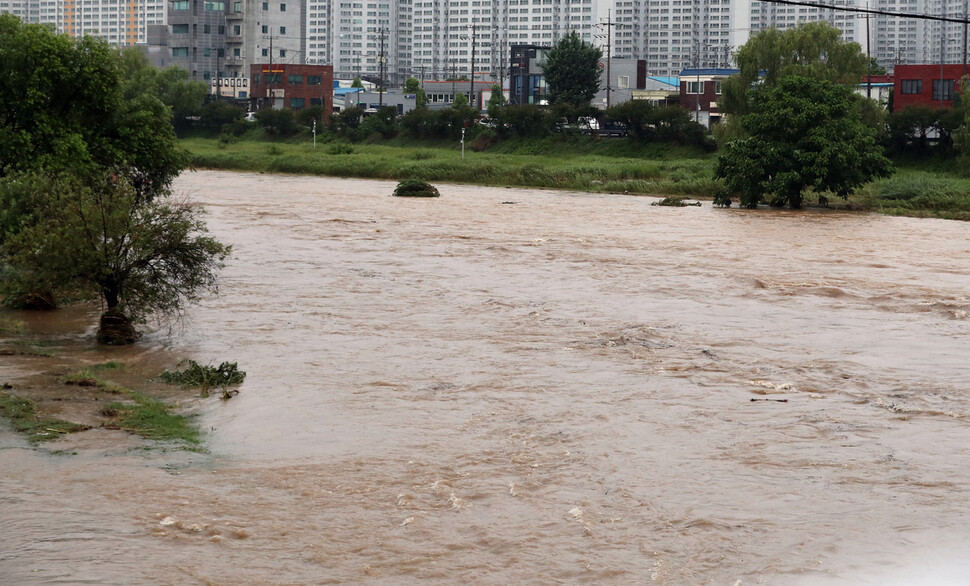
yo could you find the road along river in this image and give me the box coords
[2,169,970,584]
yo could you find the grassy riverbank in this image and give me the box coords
[182,135,722,199]
[181,135,970,220]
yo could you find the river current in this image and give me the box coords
[2,170,970,584]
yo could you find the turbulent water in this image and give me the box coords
[2,170,970,584]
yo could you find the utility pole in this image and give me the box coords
[470,24,477,109]
[598,10,616,108]
[941,6,945,109]
[866,4,872,99]
[379,27,386,108]
[964,0,968,78]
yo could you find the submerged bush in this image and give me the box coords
[155,360,246,399]
[393,178,440,198]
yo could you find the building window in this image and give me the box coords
[262,48,268,57]
[233,25,241,34]
[234,0,241,10]
[219,25,225,34]
[308,75,323,85]
[932,79,953,101]
[280,26,286,34]
[262,25,268,33]
[172,23,188,33]
[288,74,303,84]
[203,24,210,33]
[310,97,323,106]
[290,97,305,109]
[173,0,189,9]
[203,71,211,80]
[218,48,225,57]
[900,79,921,94]
[203,1,225,10]
[715,80,722,94]
[686,81,704,94]
[617,75,629,89]
[280,49,286,57]
[262,1,268,9]
[172,47,189,57]
[280,3,286,10]
[203,47,211,56]
[234,48,241,57]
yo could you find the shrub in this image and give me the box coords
[393,179,440,197]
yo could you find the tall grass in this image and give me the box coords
[181,137,716,196]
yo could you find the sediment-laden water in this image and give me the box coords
[2,170,970,584]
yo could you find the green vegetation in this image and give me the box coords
[183,136,720,198]
[720,22,870,118]
[0,315,27,335]
[542,30,602,107]
[154,360,246,399]
[0,391,90,443]
[858,171,970,221]
[101,392,201,447]
[0,15,229,344]
[652,197,702,207]
[715,76,892,209]
[393,178,441,197]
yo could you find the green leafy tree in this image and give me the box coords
[351,77,364,88]
[201,100,245,128]
[1,173,230,343]
[358,106,399,139]
[542,30,602,107]
[453,92,469,108]
[715,76,893,209]
[402,77,429,109]
[721,22,869,117]
[495,104,553,137]
[887,105,940,153]
[0,16,188,202]
[255,107,298,135]
[487,83,504,119]
[1,14,120,178]
[868,57,887,76]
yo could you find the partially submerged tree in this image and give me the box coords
[715,76,893,209]
[542,30,602,107]
[1,174,230,344]
[0,16,229,344]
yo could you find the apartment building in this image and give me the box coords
[1,0,165,44]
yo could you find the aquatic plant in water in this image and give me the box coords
[155,360,246,399]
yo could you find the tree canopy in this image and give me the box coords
[715,76,893,209]
[542,31,602,107]
[720,22,869,116]
[0,15,190,201]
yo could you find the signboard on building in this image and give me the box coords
[211,77,250,99]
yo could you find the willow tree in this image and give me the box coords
[720,22,870,117]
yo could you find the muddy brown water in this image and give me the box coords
[2,170,970,584]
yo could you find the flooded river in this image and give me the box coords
[2,169,970,584]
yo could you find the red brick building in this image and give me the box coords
[250,64,334,119]
[893,64,969,111]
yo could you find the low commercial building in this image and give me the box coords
[893,64,969,111]
[249,64,334,119]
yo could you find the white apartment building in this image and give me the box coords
[5,0,968,84]
[1,0,165,45]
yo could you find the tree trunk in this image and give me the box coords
[96,309,139,345]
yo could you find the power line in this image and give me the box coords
[756,0,970,25]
